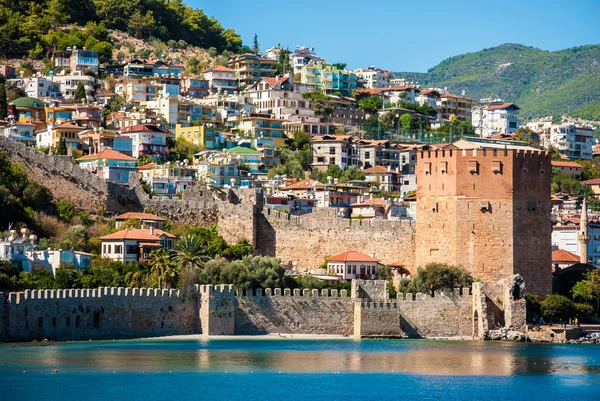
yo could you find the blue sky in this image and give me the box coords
[193,0,600,72]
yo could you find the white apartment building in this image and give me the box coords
[244,75,330,135]
[291,46,324,74]
[415,89,441,110]
[353,68,391,89]
[528,120,596,159]
[311,134,356,170]
[8,76,61,99]
[52,72,97,101]
[472,102,520,138]
[203,66,237,95]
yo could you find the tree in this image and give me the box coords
[331,62,347,70]
[174,234,209,286]
[274,47,292,76]
[512,127,538,148]
[56,137,68,155]
[541,294,575,322]
[397,263,473,294]
[0,74,7,120]
[74,82,86,101]
[149,248,177,289]
[128,10,155,39]
[358,96,383,114]
[400,113,412,132]
[252,33,260,54]
[289,130,311,150]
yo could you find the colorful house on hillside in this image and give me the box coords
[363,165,402,193]
[203,65,237,95]
[551,161,582,179]
[77,149,137,184]
[350,198,386,219]
[326,251,381,281]
[119,124,168,159]
[99,227,176,264]
[78,129,133,156]
[226,146,264,173]
[35,122,85,150]
[2,122,36,145]
[27,249,92,276]
[8,97,47,130]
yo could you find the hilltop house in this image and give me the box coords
[114,212,166,229]
[99,227,176,264]
[77,149,137,184]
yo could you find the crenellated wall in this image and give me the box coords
[234,288,355,335]
[0,286,199,341]
[0,281,517,342]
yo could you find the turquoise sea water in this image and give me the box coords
[2,338,600,400]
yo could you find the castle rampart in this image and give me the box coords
[256,207,416,270]
[0,280,519,341]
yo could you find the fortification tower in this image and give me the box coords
[415,148,551,295]
[578,198,590,264]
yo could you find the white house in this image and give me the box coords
[27,249,92,276]
[326,251,381,281]
[99,227,176,264]
[3,122,36,145]
[0,229,37,271]
[353,68,391,89]
[472,102,520,137]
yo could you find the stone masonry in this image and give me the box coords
[1,280,518,342]
[415,148,552,295]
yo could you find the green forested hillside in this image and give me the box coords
[393,43,600,120]
[0,0,244,59]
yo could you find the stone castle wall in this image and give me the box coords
[0,281,493,341]
[234,288,355,335]
[256,207,416,270]
[0,286,199,341]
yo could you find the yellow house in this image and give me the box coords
[9,97,47,130]
[45,105,75,126]
[175,124,225,150]
[36,122,85,150]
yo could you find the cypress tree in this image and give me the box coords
[74,82,86,101]
[0,74,7,120]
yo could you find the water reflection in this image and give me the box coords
[1,339,600,376]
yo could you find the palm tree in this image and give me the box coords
[149,249,177,288]
[174,234,210,286]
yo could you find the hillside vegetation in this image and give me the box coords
[394,43,600,120]
[0,0,244,60]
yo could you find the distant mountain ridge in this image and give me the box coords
[392,43,600,120]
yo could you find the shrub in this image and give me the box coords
[541,294,575,322]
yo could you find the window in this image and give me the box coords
[107,245,112,253]
[329,147,335,155]
[127,245,138,254]
[330,158,336,165]
[115,245,123,254]
[364,152,370,159]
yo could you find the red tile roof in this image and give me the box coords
[137,163,156,170]
[120,124,166,134]
[552,249,580,263]
[363,166,401,175]
[487,103,520,110]
[552,161,582,168]
[114,212,166,221]
[350,198,385,207]
[282,179,321,190]
[100,228,175,241]
[582,178,600,185]
[326,251,379,263]
[77,149,137,162]
[207,65,234,72]
[56,123,84,130]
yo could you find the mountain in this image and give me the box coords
[393,43,600,120]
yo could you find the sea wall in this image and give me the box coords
[0,286,199,341]
[256,207,416,270]
[0,281,498,342]
[234,288,355,335]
